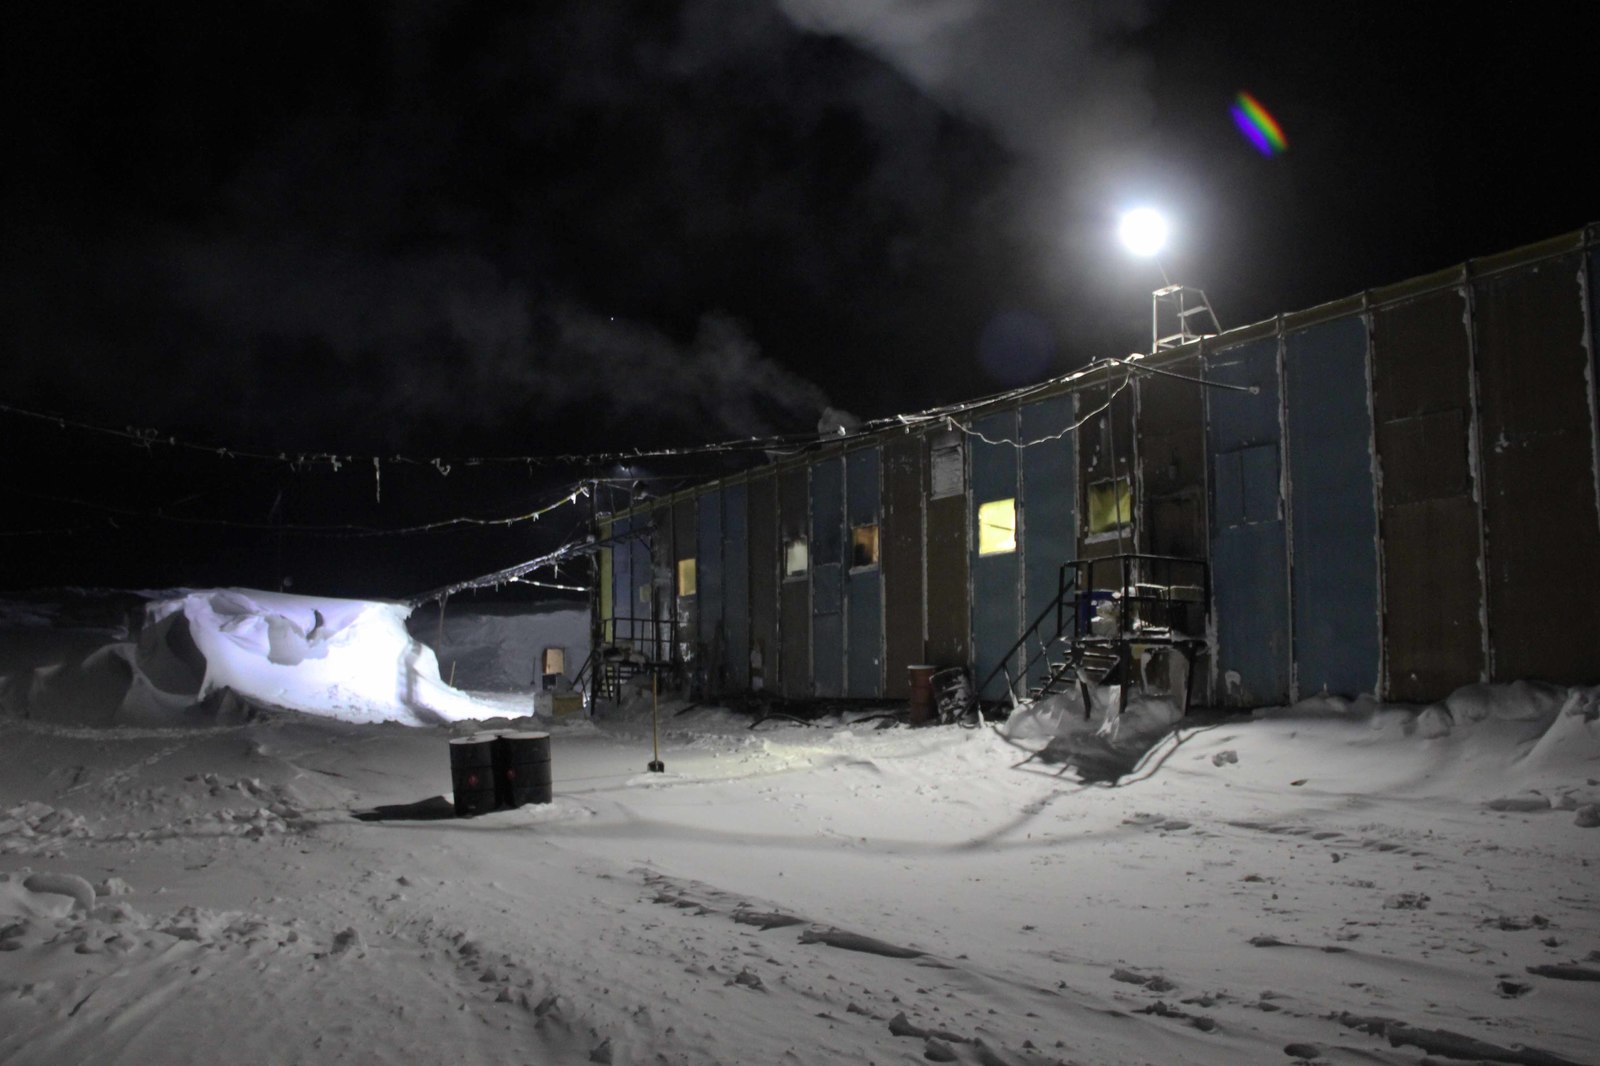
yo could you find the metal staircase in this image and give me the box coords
[588,614,673,702]
[972,554,1210,718]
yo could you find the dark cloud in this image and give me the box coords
[4,0,1595,461]
[2,0,1042,454]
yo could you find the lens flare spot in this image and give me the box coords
[1230,91,1287,156]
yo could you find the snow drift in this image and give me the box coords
[1,589,485,726]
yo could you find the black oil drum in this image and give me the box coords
[449,734,500,817]
[497,731,553,807]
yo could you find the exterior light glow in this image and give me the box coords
[1118,208,1168,258]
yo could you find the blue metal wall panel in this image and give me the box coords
[846,447,882,696]
[610,515,632,645]
[1020,394,1076,688]
[811,457,845,697]
[1285,316,1381,698]
[696,489,725,692]
[723,482,750,689]
[1206,337,1291,705]
[971,409,1021,699]
[613,514,653,650]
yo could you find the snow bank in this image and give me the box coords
[0,589,485,727]
[413,601,588,692]
[142,589,481,725]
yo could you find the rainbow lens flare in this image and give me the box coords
[1230,92,1287,156]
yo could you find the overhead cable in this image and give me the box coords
[20,485,589,538]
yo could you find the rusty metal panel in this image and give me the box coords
[1284,315,1381,698]
[970,409,1020,699]
[811,457,845,698]
[881,433,924,698]
[747,473,777,695]
[846,447,883,697]
[1020,394,1075,690]
[1135,362,1206,560]
[925,428,970,671]
[1474,256,1600,683]
[1205,337,1290,706]
[778,466,810,698]
[1372,289,1484,700]
[723,482,750,690]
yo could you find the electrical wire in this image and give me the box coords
[945,370,1134,449]
[17,484,589,538]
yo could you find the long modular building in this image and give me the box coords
[595,225,1600,708]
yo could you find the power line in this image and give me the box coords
[18,485,590,538]
[1,350,1242,501]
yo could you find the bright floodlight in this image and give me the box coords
[1118,208,1168,258]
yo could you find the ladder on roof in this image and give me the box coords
[1152,284,1221,352]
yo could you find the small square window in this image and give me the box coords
[1087,477,1131,534]
[850,524,880,568]
[541,647,565,676]
[977,499,1016,555]
[677,558,697,596]
[784,536,809,577]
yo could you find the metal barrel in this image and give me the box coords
[449,733,500,817]
[496,731,553,807]
[907,665,936,725]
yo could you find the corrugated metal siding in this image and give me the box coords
[1284,316,1381,698]
[672,500,697,666]
[846,447,883,697]
[747,474,777,694]
[881,433,924,697]
[925,431,970,671]
[723,482,750,690]
[1205,337,1291,705]
[971,409,1021,699]
[651,504,674,659]
[1020,394,1076,689]
[598,519,614,644]
[612,514,646,651]
[1372,290,1485,700]
[1473,256,1600,682]
[811,457,845,698]
[696,489,725,694]
[1078,370,1137,559]
[1135,363,1207,560]
[778,467,810,698]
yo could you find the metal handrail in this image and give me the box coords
[972,564,1078,704]
[970,553,1211,711]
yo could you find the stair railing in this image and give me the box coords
[970,565,1079,708]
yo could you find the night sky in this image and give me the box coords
[2,2,1594,597]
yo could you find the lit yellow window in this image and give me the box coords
[977,499,1016,555]
[1087,477,1131,534]
[850,524,879,568]
[677,558,697,596]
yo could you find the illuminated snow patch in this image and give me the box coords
[146,588,482,726]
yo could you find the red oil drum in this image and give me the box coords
[908,665,936,726]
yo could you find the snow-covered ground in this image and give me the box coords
[2,592,1597,1065]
